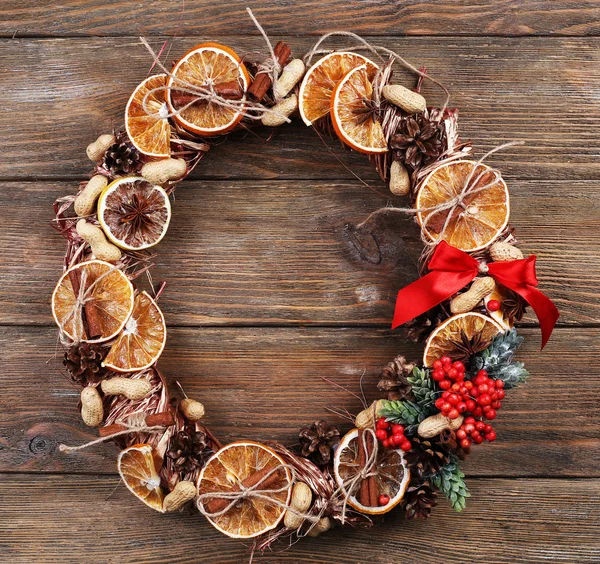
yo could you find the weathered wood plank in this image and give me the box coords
[0,474,598,563]
[2,36,600,180]
[1,326,598,476]
[2,1,600,37]
[0,180,596,327]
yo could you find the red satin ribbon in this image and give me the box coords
[392,241,559,349]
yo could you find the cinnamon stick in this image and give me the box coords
[98,410,175,437]
[366,432,379,508]
[170,80,244,107]
[357,429,370,507]
[205,465,282,514]
[67,268,103,340]
[247,41,291,102]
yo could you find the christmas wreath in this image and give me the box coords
[52,9,559,554]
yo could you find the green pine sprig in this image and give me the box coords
[432,458,470,512]
[407,366,438,416]
[470,329,529,388]
[378,399,426,432]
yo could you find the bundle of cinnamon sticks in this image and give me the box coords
[358,429,378,507]
[247,41,291,101]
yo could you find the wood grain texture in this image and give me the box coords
[0,474,598,563]
[1,326,598,476]
[2,36,600,181]
[0,179,596,327]
[2,1,600,37]
[1,2,599,559]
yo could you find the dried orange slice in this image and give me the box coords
[197,441,292,538]
[299,52,378,125]
[331,64,388,154]
[125,74,171,158]
[423,312,504,367]
[51,259,134,343]
[118,443,165,512]
[103,291,166,372]
[167,42,250,136]
[333,428,409,515]
[416,160,510,252]
[97,177,171,251]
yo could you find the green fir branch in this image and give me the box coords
[378,399,425,428]
[471,329,529,388]
[432,458,471,512]
[407,366,438,416]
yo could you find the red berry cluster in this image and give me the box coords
[432,356,506,449]
[432,356,468,419]
[375,418,412,452]
[456,417,496,449]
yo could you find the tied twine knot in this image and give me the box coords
[407,141,524,247]
[357,141,524,249]
[196,465,321,525]
[245,8,283,103]
[58,412,168,453]
[138,9,293,126]
[58,263,122,346]
[335,427,379,523]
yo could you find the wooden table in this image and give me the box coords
[1,2,599,562]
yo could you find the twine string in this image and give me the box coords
[333,428,379,524]
[138,39,291,125]
[357,141,524,247]
[195,430,381,528]
[137,8,293,126]
[58,264,124,345]
[245,7,283,103]
[196,465,320,523]
[58,412,168,453]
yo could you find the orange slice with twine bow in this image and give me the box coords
[167,42,250,137]
[333,428,409,515]
[197,441,292,538]
[415,160,510,252]
[299,52,378,126]
[51,260,134,343]
[103,291,167,373]
[125,74,171,158]
[423,312,504,367]
[118,443,166,512]
[331,64,388,154]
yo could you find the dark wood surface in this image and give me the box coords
[1,2,599,563]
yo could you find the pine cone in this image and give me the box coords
[404,305,446,343]
[166,427,211,474]
[390,114,444,170]
[103,136,141,176]
[378,355,416,401]
[404,479,438,519]
[63,342,107,385]
[298,420,340,466]
[405,436,451,479]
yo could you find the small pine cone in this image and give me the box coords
[102,138,141,176]
[404,479,438,519]
[63,342,107,385]
[404,305,446,343]
[405,436,451,479]
[378,355,416,401]
[298,420,341,466]
[166,427,211,475]
[390,112,445,171]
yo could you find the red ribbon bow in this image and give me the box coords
[392,241,559,349]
